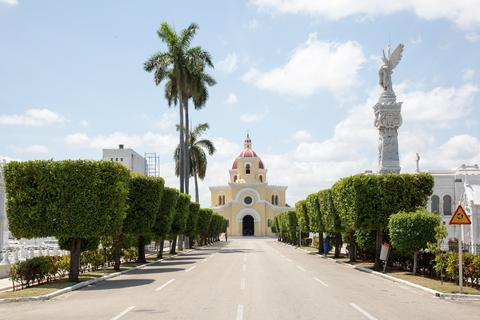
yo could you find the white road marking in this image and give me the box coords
[350,303,379,320]
[242,264,246,271]
[240,278,246,290]
[296,265,306,272]
[280,254,285,258]
[286,258,292,262]
[155,278,176,291]
[110,306,135,320]
[236,304,244,320]
[313,277,329,287]
[185,265,197,272]
[200,258,208,263]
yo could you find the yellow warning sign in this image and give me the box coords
[449,205,471,225]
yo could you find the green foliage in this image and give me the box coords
[318,189,343,235]
[185,202,200,238]
[198,208,213,241]
[4,160,130,239]
[207,213,227,239]
[296,200,309,232]
[123,175,165,236]
[388,209,440,255]
[170,193,191,236]
[58,237,100,252]
[305,193,324,234]
[9,256,56,288]
[355,230,377,260]
[153,187,179,239]
[275,210,298,243]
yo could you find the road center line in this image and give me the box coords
[350,303,379,320]
[285,258,292,262]
[185,265,197,272]
[236,304,244,320]
[313,277,329,287]
[155,278,176,291]
[240,278,246,290]
[110,306,135,320]
[296,265,306,272]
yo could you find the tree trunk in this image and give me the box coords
[374,229,384,271]
[179,94,185,193]
[348,231,357,262]
[137,235,146,263]
[178,234,184,251]
[184,99,190,195]
[318,233,324,254]
[69,237,81,282]
[157,237,164,259]
[413,250,418,275]
[334,233,342,258]
[170,236,177,254]
[113,234,123,271]
[194,169,199,203]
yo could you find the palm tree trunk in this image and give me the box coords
[194,166,199,203]
[178,95,185,193]
[184,99,190,195]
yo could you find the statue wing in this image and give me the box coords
[388,43,404,69]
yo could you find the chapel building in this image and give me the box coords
[209,135,289,236]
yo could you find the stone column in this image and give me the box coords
[374,90,402,174]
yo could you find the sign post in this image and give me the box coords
[449,205,471,294]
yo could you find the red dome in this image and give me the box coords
[259,161,264,169]
[238,149,258,158]
[232,160,238,169]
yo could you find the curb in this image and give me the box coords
[276,241,480,301]
[0,248,195,304]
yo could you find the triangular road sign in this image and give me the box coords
[449,205,471,225]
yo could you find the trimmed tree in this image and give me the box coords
[306,193,324,254]
[4,160,129,282]
[295,200,309,245]
[388,209,440,274]
[169,193,191,254]
[153,187,178,258]
[318,189,343,258]
[123,175,164,263]
[185,202,200,248]
[198,208,213,245]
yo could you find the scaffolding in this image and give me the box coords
[145,153,160,177]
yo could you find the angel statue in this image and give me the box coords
[379,43,404,92]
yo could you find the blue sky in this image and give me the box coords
[1,0,480,206]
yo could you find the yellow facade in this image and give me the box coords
[209,135,289,236]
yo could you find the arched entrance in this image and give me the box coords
[242,215,254,236]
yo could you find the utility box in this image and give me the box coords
[380,243,390,261]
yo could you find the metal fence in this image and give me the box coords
[440,241,480,255]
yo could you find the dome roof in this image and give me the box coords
[231,134,265,169]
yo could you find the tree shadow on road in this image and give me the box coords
[82,278,155,291]
[126,267,184,275]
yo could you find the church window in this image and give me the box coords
[244,196,253,205]
[234,175,237,182]
[443,195,452,215]
[275,195,279,205]
[245,164,251,174]
[218,195,222,206]
[222,195,226,205]
[431,195,439,213]
[259,175,263,182]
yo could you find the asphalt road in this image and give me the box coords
[1,237,480,320]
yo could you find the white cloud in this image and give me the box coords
[17,145,49,154]
[156,111,177,130]
[240,110,269,123]
[0,0,18,6]
[242,33,366,96]
[411,35,422,44]
[291,130,312,142]
[65,133,90,145]
[226,92,238,105]
[80,120,89,127]
[463,68,475,81]
[63,131,178,156]
[251,0,480,31]
[0,108,65,126]
[246,19,259,29]
[466,32,479,42]
[399,84,478,127]
[218,53,239,73]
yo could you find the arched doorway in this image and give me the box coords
[242,215,254,236]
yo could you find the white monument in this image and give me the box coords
[374,44,404,174]
[0,160,9,254]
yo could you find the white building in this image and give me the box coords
[102,144,146,175]
[427,164,480,246]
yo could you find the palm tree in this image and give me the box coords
[144,22,214,193]
[174,123,215,202]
